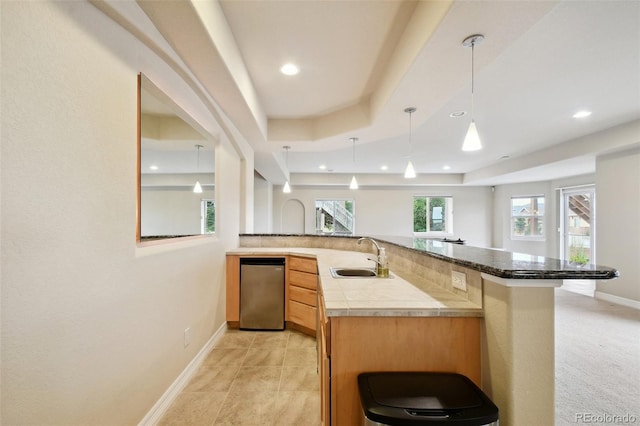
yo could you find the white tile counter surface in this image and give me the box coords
[227,247,482,318]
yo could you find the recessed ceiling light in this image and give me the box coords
[280,63,299,76]
[149,165,158,170]
[449,111,467,118]
[380,165,388,171]
[573,110,592,118]
[319,164,326,170]
[442,165,451,170]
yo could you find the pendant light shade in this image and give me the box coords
[193,144,203,193]
[349,137,358,190]
[404,107,417,178]
[282,146,291,193]
[404,160,416,179]
[349,175,358,190]
[462,34,484,152]
[462,120,482,152]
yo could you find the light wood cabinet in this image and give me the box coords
[225,254,240,322]
[317,289,482,426]
[287,256,318,333]
[318,284,331,426]
[225,254,318,333]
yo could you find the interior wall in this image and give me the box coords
[491,181,554,256]
[272,185,493,247]
[1,2,244,424]
[141,188,216,236]
[253,173,273,233]
[595,148,640,304]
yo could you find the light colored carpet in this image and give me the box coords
[555,288,640,425]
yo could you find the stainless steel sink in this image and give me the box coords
[330,267,377,278]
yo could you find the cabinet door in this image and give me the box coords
[225,255,240,321]
[289,285,317,307]
[289,256,318,274]
[290,270,317,290]
[318,291,331,425]
[289,300,317,331]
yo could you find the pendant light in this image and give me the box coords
[462,34,484,152]
[282,146,292,193]
[193,144,203,193]
[349,137,358,190]
[404,107,417,178]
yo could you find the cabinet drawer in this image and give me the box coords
[289,284,317,307]
[290,269,317,290]
[289,300,317,331]
[289,256,317,274]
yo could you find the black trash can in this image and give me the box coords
[358,372,499,426]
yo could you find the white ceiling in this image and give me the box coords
[134,0,640,186]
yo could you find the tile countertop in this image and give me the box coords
[227,247,483,318]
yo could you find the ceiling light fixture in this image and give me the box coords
[349,137,358,190]
[573,110,592,118]
[280,63,299,76]
[462,34,485,152]
[193,144,203,193]
[282,146,291,193]
[404,107,417,179]
[449,111,467,118]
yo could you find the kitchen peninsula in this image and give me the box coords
[226,234,618,426]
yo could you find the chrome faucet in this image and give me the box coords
[357,237,381,269]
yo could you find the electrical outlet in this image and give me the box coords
[451,271,467,291]
[184,327,191,348]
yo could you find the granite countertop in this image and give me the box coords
[227,247,483,318]
[239,234,620,280]
[372,235,619,280]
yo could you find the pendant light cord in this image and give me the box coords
[195,144,203,171]
[351,138,357,163]
[470,39,475,117]
[404,107,416,157]
[409,111,412,155]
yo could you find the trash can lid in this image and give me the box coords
[366,373,482,410]
[358,372,499,425]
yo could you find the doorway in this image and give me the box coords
[560,186,596,296]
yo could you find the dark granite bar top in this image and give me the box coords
[239,234,619,280]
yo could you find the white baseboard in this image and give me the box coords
[138,323,228,426]
[595,291,640,310]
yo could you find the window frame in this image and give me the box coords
[201,199,215,234]
[510,195,545,241]
[412,196,454,236]
[314,199,355,235]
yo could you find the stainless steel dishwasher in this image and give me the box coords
[239,258,285,330]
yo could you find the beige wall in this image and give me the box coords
[596,148,640,304]
[272,185,493,247]
[1,1,246,424]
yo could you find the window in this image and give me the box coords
[315,199,354,235]
[413,196,453,234]
[511,196,544,239]
[201,199,215,234]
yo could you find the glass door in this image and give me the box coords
[560,186,596,295]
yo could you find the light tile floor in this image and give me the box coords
[158,328,321,426]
